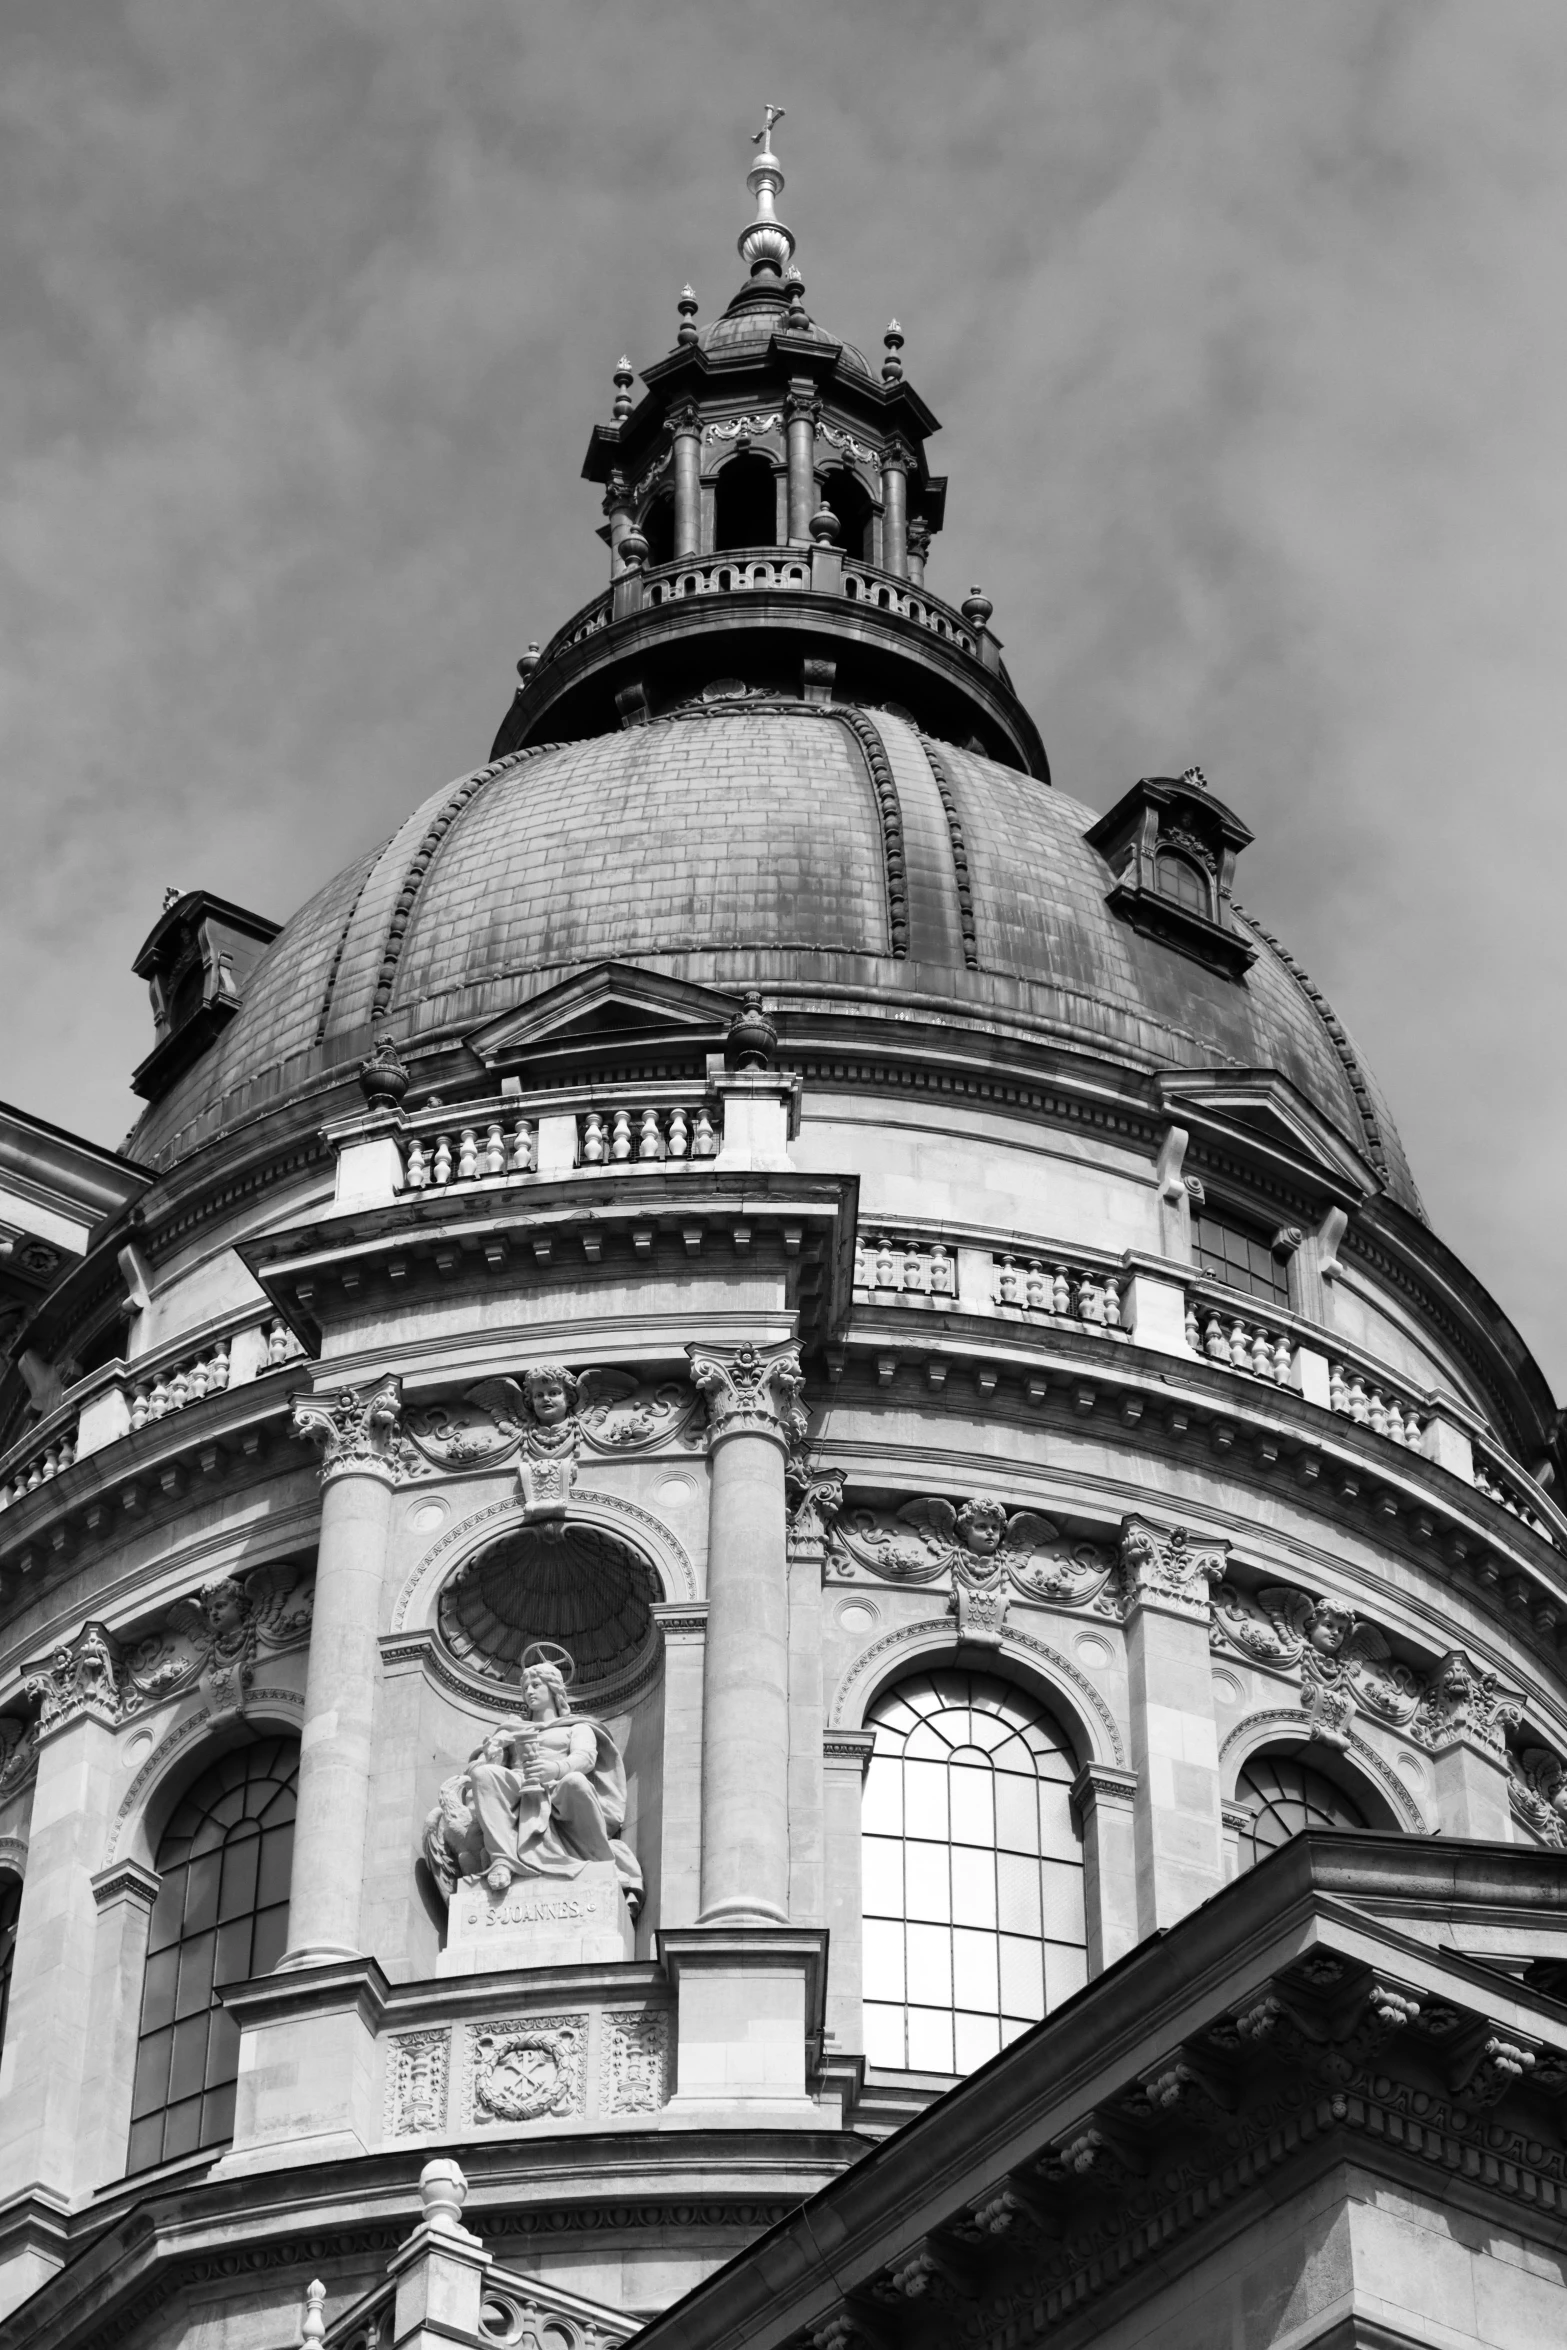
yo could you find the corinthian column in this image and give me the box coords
[672,404,702,561]
[686,1340,805,1925]
[280,1375,403,1968]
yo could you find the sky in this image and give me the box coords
[2,3,1566,1385]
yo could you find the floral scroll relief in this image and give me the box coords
[1211,1579,1522,1754]
[827,1495,1122,1627]
[385,2028,451,2138]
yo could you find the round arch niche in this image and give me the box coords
[438,1518,663,1705]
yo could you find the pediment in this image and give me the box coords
[468,961,744,1071]
[1155,1067,1378,1200]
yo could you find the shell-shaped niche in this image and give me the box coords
[438,1520,662,1707]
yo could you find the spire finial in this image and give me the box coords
[882,321,904,385]
[739,105,795,279]
[677,285,699,346]
[611,357,634,425]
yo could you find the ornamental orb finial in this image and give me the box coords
[739,103,795,279]
[784,269,809,333]
[677,285,699,346]
[882,320,905,384]
[611,357,634,424]
[961,585,994,629]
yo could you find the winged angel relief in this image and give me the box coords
[402,1366,704,1517]
[829,1495,1121,1635]
[1211,1584,1423,1748]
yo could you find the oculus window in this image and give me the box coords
[1193,1203,1291,1309]
[1234,1750,1366,1873]
[128,1734,297,2173]
[861,1669,1085,2076]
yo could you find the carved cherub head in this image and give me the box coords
[198,1577,248,1634]
[523,1365,578,1427]
[956,1499,1009,1558]
[1306,1602,1354,1656]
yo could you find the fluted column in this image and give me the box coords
[672,405,702,560]
[687,1340,805,1925]
[280,1375,403,1968]
[785,390,818,544]
[879,443,910,578]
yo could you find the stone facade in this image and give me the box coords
[0,120,1565,2350]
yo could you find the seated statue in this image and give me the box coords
[424,1655,643,1912]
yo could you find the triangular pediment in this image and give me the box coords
[1155,1067,1378,1200]
[468,961,745,1070]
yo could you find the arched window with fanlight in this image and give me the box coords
[1154,847,1212,916]
[1233,1748,1367,1873]
[127,1734,297,2173]
[860,1669,1086,2076]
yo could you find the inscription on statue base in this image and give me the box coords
[436,1859,635,1976]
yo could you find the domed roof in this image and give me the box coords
[697,302,872,378]
[129,703,1422,1217]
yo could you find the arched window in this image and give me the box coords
[861,1669,1085,2076]
[821,467,875,561]
[127,1734,298,2173]
[1154,849,1211,916]
[1234,1749,1366,1872]
[713,452,777,551]
[0,1878,20,2062]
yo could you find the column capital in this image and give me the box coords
[1120,1513,1228,1622]
[670,398,702,439]
[23,1620,124,1739]
[687,1339,805,1452]
[290,1372,404,1484]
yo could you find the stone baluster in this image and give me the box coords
[686,1339,805,1924]
[282,1375,404,1967]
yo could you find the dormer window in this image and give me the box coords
[1085,771,1256,979]
[1154,848,1211,916]
[130,891,280,1106]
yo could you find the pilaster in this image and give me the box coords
[652,1602,707,1931]
[1120,1516,1228,1934]
[1072,1763,1140,1973]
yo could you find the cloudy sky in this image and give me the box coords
[3,3,1565,1384]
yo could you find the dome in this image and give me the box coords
[697,303,873,378]
[128,703,1422,1218]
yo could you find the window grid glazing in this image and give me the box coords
[1234,1751,1366,1873]
[127,1735,297,2174]
[861,1670,1085,2077]
[1192,1206,1291,1308]
[1154,849,1211,915]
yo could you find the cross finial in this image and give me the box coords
[752,103,785,154]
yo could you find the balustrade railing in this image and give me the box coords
[533,552,985,674]
[1473,1439,1565,1544]
[995,1253,1123,1330]
[1327,1360,1426,1448]
[0,1314,305,1514]
[853,1233,958,1299]
[1186,1295,1295,1386]
[399,1097,722,1191]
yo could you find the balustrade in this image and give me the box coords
[995,1253,1122,1330]
[853,1233,957,1298]
[400,1099,721,1189]
[0,1315,305,1513]
[1186,1297,1294,1385]
[530,552,983,674]
[1327,1360,1425,1448]
[1474,1442,1563,1544]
